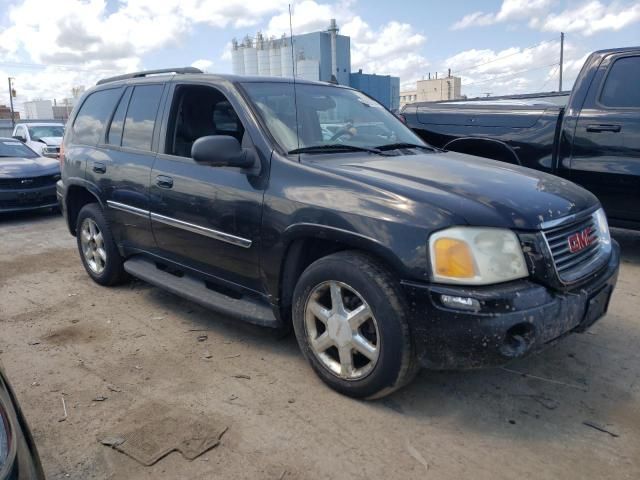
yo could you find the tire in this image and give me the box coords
[76,203,128,286]
[292,251,418,399]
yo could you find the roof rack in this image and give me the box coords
[96,67,203,85]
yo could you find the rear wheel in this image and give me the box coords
[76,203,128,286]
[292,251,418,399]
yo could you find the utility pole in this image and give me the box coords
[559,32,564,92]
[7,77,16,128]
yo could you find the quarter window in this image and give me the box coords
[121,85,164,151]
[600,56,640,108]
[72,88,121,145]
[107,88,131,146]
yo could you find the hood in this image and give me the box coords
[316,151,598,230]
[0,156,60,178]
[38,136,62,146]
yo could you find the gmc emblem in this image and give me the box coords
[567,227,594,253]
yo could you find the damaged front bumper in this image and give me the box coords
[402,240,620,370]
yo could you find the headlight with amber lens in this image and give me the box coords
[429,227,528,285]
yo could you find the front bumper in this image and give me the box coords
[402,240,620,370]
[0,183,58,213]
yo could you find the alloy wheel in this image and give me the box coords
[80,218,107,275]
[304,280,380,380]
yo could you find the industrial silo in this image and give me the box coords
[281,36,294,78]
[243,36,258,76]
[256,33,271,76]
[269,38,282,77]
[231,39,245,75]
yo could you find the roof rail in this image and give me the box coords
[96,67,203,85]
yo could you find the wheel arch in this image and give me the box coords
[64,181,104,236]
[444,137,521,165]
[276,223,406,325]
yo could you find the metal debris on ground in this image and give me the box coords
[232,374,250,380]
[197,334,208,342]
[582,421,619,437]
[94,395,108,402]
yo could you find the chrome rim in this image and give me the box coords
[304,280,380,380]
[80,218,106,274]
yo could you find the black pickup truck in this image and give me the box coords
[58,68,619,399]
[402,47,640,230]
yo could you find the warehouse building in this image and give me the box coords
[230,20,399,110]
[400,74,463,107]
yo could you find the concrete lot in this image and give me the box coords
[0,210,639,479]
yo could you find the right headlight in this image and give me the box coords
[429,227,528,285]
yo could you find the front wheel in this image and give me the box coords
[292,251,418,399]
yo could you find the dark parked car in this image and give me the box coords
[402,47,640,230]
[0,365,45,479]
[58,68,619,398]
[0,138,60,214]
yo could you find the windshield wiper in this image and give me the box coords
[374,142,438,152]
[288,144,392,156]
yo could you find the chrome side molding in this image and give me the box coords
[107,200,252,249]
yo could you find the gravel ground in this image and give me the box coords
[0,210,639,479]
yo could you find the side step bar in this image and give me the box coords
[123,257,280,328]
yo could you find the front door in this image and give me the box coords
[149,83,267,293]
[569,52,640,226]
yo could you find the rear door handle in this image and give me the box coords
[586,124,621,133]
[92,162,106,174]
[155,175,174,189]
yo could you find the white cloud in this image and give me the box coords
[452,0,640,36]
[452,0,551,30]
[537,1,640,35]
[191,59,214,72]
[343,16,429,86]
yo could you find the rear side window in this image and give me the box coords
[121,85,164,151]
[72,88,121,145]
[600,56,640,108]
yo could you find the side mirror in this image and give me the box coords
[12,135,26,143]
[191,135,254,168]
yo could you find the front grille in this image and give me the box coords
[0,174,60,190]
[0,194,57,209]
[543,212,605,283]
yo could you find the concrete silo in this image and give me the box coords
[269,38,282,77]
[256,33,271,76]
[243,36,258,76]
[281,35,294,78]
[231,39,245,75]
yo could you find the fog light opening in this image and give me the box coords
[501,323,535,358]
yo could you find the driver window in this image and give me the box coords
[166,85,245,158]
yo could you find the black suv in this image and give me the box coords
[57,68,620,399]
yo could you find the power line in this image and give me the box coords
[539,64,560,92]
[452,38,558,75]
[463,62,559,89]
[0,60,121,73]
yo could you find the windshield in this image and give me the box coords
[241,82,426,153]
[0,139,38,158]
[28,125,64,141]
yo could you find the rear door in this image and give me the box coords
[99,82,167,251]
[570,53,640,226]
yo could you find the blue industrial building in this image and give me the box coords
[231,20,399,110]
[350,70,400,111]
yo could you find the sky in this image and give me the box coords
[0,0,639,115]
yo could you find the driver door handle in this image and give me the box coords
[155,175,174,189]
[92,162,106,174]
